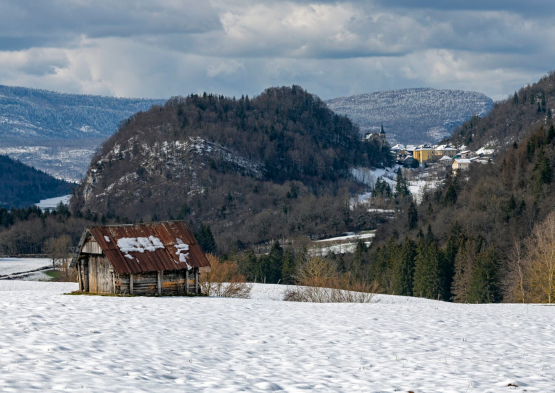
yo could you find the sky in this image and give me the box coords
[0,0,553,101]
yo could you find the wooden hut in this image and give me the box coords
[70,221,210,295]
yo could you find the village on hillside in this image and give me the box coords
[307,128,497,256]
[364,126,495,176]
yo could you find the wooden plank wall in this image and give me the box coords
[86,256,115,294]
[114,268,200,296]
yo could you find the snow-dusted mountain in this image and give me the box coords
[325,88,493,145]
[0,85,165,142]
[0,85,166,181]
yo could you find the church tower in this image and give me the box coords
[379,124,387,145]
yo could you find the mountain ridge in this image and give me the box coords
[325,87,493,145]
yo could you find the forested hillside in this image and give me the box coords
[362,71,555,303]
[449,72,555,150]
[326,88,493,144]
[73,86,393,252]
[0,84,165,181]
[0,84,165,142]
[0,155,74,208]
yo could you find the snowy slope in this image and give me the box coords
[36,195,71,210]
[326,88,493,145]
[0,84,165,181]
[0,281,552,392]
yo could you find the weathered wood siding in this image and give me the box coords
[82,240,103,255]
[114,268,200,296]
[78,252,201,295]
[86,255,114,294]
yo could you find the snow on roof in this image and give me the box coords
[405,145,417,151]
[390,144,405,151]
[454,158,472,164]
[439,155,453,161]
[73,221,211,274]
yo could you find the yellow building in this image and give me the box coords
[413,146,435,163]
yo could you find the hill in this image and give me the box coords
[361,71,555,304]
[0,155,74,208]
[73,86,393,252]
[0,85,165,142]
[448,73,555,151]
[325,88,493,145]
[0,85,165,181]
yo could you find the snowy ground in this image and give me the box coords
[309,232,375,256]
[36,195,72,210]
[351,165,440,206]
[0,258,51,278]
[0,282,553,392]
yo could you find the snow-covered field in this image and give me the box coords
[0,257,51,277]
[0,281,553,392]
[36,195,71,210]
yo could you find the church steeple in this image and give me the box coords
[379,124,386,145]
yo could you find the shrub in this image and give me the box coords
[200,254,253,298]
[283,256,378,303]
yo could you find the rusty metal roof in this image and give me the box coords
[75,221,210,274]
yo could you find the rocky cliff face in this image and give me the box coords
[78,136,264,208]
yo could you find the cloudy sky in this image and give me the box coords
[0,0,553,101]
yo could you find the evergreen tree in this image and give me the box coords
[395,170,411,198]
[413,228,444,299]
[443,225,467,301]
[467,247,499,303]
[372,177,392,199]
[267,241,284,283]
[546,124,555,144]
[196,223,217,254]
[368,239,396,292]
[281,250,296,284]
[351,240,369,280]
[238,249,259,281]
[452,236,482,303]
[444,184,457,206]
[407,201,418,230]
[532,149,552,197]
[391,237,416,296]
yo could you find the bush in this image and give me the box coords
[56,259,79,282]
[283,256,378,303]
[200,254,253,298]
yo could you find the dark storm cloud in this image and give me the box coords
[0,0,221,50]
[0,0,552,102]
[373,0,555,15]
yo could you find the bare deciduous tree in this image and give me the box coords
[525,212,555,303]
[503,240,528,303]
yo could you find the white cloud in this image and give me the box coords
[0,0,553,101]
[207,60,244,78]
